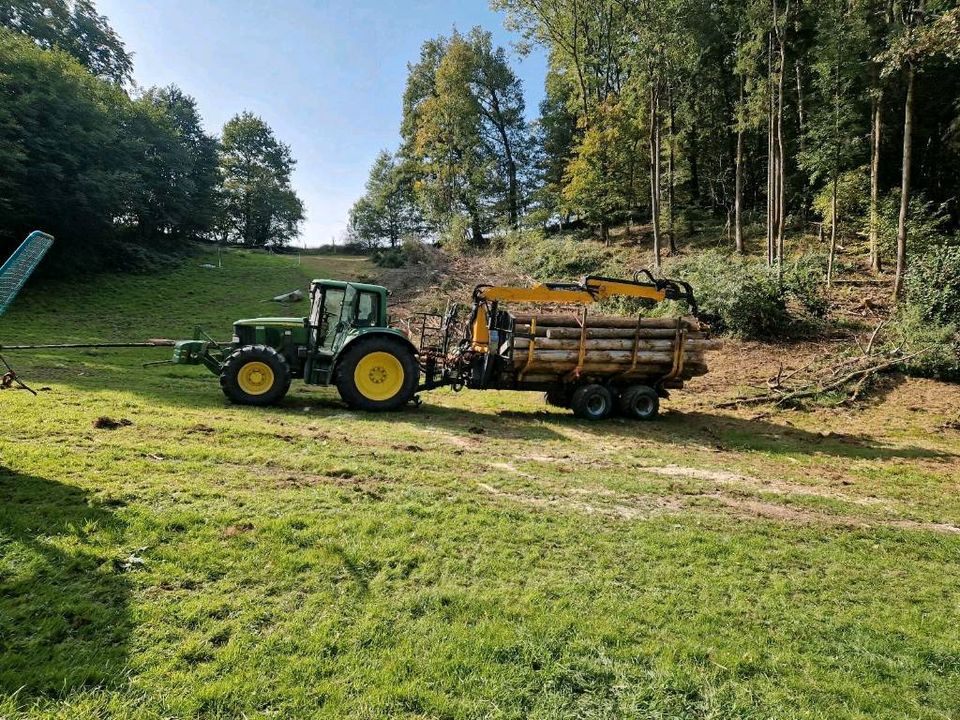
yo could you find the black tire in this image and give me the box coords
[544,387,571,408]
[220,345,291,406]
[335,335,418,411]
[570,384,614,421]
[618,385,660,420]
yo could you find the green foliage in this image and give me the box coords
[371,247,407,268]
[881,243,960,381]
[371,238,430,268]
[437,214,477,254]
[504,232,609,280]
[0,32,220,270]
[904,243,960,324]
[0,0,132,82]
[401,28,530,243]
[217,113,304,247]
[669,250,792,338]
[136,86,220,242]
[888,302,960,381]
[872,190,953,258]
[812,169,869,229]
[347,151,424,249]
[562,99,643,235]
[783,252,830,316]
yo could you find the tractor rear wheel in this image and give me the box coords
[618,385,659,420]
[336,336,418,411]
[570,384,614,421]
[220,345,292,406]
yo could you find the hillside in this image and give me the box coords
[1,248,959,719]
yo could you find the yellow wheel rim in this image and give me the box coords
[354,351,404,401]
[237,361,275,396]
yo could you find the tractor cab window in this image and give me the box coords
[311,286,345,350]
[356,291,379,327]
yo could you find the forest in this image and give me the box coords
[350,0,960,299]
[0,0,305,271]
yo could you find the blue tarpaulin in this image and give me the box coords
[0,231,54,317]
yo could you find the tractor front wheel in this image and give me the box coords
[336,336,418,411]
[220,345,292,406]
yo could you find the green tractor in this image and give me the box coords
[173,279,420,410]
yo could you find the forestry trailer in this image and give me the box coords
[170,273,717,420]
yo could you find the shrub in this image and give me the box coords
[504,232,609,281]
[883,244,960,381]
[667,250,791,339]
[372,247,407,268]
[872,190,952,258]
[783,252,829,316]
[904,244,960,325]
[888,303,960,381]
[812,168,868,229]
[439,215,476,255]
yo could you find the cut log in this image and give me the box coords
[543,327,705,340]
[513,337,722,353]
[524,350,674,364]
[510,313,700,330]
[520,363,706,377]
[515,338,675,352]
[521,357,709,369]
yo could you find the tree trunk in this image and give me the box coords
[775,4,787,281]
[649,81,662,269]
[689,122,701,205]
[869,90,883,273]
[827,175,838,287]
[795,59,807,222]
[734,78,745,254]
[668,79,677,255]
[893,62,915,299]
[766,33,775,267]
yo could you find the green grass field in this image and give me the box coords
[1,249,958,719]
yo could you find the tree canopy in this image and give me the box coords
[217,113,304,248]
[353,1,959,294]
[0,3,304,270]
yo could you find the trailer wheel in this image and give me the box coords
[619,385,659,421]
[220,345,291,406]
[571,384,614,421]
[336,336,418,411]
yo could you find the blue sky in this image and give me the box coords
[96,0,548,247]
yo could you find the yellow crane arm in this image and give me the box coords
[475,279,666,305]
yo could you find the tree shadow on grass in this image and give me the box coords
[491,408,955,462]
[0,468,130,700]
[24,355,954,459]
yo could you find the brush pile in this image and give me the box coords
[717,323,939,408]
[509,313,720,387]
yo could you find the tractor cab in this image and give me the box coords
[307,279,388,356]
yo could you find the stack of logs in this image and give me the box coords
[510,313,719,387]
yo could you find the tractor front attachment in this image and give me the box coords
[167,327,230,374]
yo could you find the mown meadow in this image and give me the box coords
[1,249,958,719]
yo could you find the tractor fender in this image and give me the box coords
[332,330,418,380]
